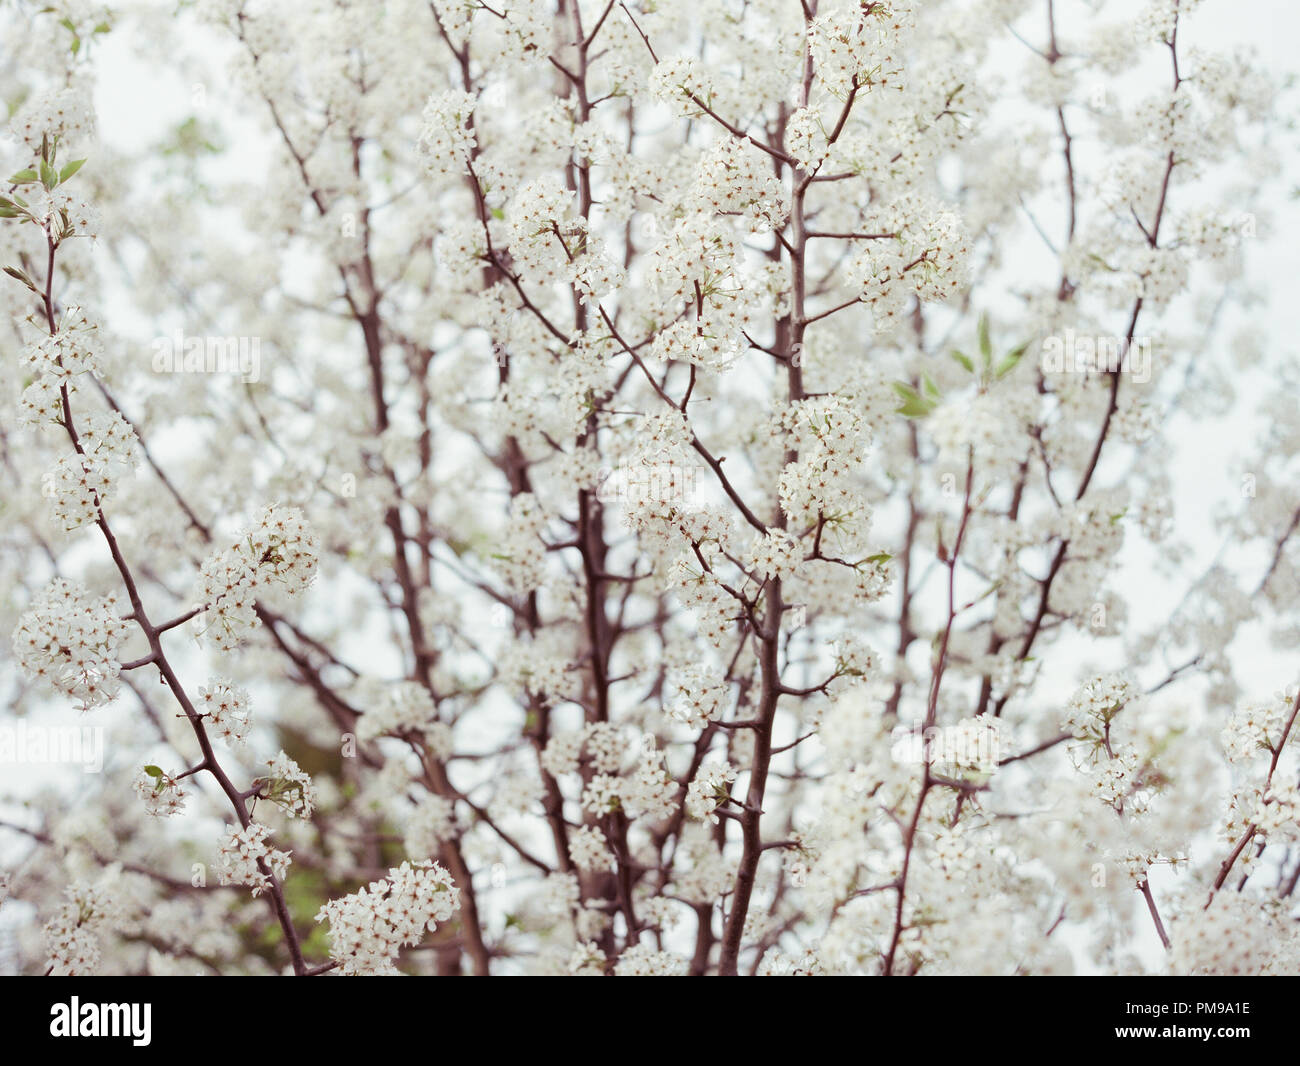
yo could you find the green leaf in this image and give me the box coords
[864,552,893,565]
[995,341,1029,379]
[950,349,974,373]
[977,313,992,369]
[3,265,39,292]
[921,371,940,400]
[9,169,37,184]
[58,158,86,183]
[892,381,937,418]
[0,200,22,219]
[143,765,165,779]
[489,206,505,220]
[39,160,57,189]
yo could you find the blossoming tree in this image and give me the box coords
[0,0,1295,976]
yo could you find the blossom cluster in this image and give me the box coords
[194,505,319,650]
[315,861,461,975]
[133,767,188,818]
[12,580,131,710]
[43,880,119,977]
[215,822,292,897]
[685,760,738,823]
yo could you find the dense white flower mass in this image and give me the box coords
[194,505,318,649]
[1169,893,1276,977]
[417,90,477,177]
[216,822,292,896]
[197,678,253,746]
[0,0,1295,983]
[685,760,737,823]
[315,862,461,975]
[22,305,101,379]
[12,580,130,710]
[613,941,689,976]
[43,880,119,977]
[262,751,317,819]
[567,824,611,872]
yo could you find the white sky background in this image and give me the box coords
[0,0,1297,973]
